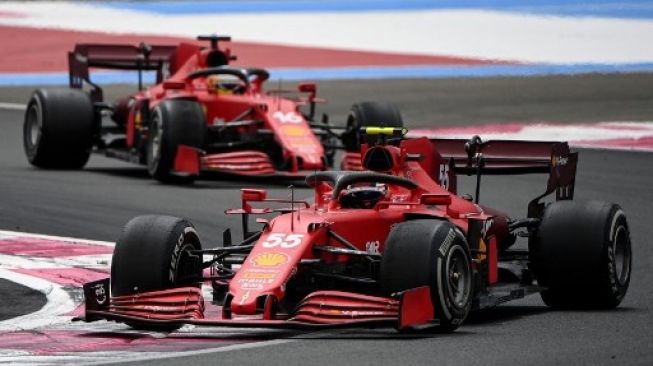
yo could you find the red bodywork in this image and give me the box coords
[82,133,577,330]
[69,38,328,177]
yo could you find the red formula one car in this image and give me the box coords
[22,35,392,183]
[81,128,632,332]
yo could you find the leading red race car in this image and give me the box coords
[81,127,632,332]
[22,35,397,183]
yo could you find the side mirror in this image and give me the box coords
[241,188,267,202]
[420,194,452,206]
[298,82,316,94]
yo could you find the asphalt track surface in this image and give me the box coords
[0,74,652,365]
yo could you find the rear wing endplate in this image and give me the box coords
[428,137,578,218]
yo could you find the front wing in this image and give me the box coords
[81,279,437,330]
[174,146,312,179]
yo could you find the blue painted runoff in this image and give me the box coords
[103,1,653,19]
[3,63,653,86]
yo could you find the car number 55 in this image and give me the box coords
[261,233,304,248]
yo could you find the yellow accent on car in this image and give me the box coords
[364,126,408,136]
[251,252,289,267]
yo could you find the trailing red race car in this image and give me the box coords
[80,127,632,332]
[22,35,399,183]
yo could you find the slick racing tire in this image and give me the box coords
[531,201,632,309]
[111,215,203,297]
[147,99,206,184]
[381,219,473,332]
[23,88,95,169]
[111,215,203,331]
[343,101,404,152]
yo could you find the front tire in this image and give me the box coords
[111,215,202,297]
[110,215,203,331]
[147,100,206,184]
[531,201,632,309]
[381,220,473,332]
[23,88,95,169]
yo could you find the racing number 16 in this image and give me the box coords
[261,233,304,248]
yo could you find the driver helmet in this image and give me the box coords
[338,184,388,209]
[207,74,240,95]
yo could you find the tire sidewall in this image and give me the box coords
[430,227,473,328]
[22,88,94,169]
[145,100,206,182]
[23,93,44,162]
[111,215,202,297]
[604,208,631,304]
[380,219,473,331]
[147,105,166,177]
[533,201,632,308]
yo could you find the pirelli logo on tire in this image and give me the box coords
[439,229,456,257]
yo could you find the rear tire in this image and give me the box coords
[23,88,94,169]
[342,101,403,152]
[380,220,473,332]
[531,201,632,309]
[147,100,206,184]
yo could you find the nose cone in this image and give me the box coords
[267,101,325,170]
[228,229,311,314]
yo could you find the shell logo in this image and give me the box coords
[251,252,289,267]
[281,125,308,137]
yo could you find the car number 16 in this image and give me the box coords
[261,233,305,248]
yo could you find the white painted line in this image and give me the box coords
[0,229,114,247]
[0,252,111,270]
[0,268,76,331]
[0,102,26,111]
[77,338,295,366]
[410,121,653,153]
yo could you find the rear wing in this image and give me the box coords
[427,137,578,218]
[68,43,178,102]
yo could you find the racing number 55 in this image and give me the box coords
[261,233,304,248]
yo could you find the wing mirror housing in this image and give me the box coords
[298,82,316,94]
[241,188,267,202]
[420,193,452,206]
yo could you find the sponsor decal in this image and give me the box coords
[239,291,251,305]
[261,233,304,249]
[365,240,380,255]
[273,111,303,124]
[242,272,277,280]
[280,125,308,137]
[438,229,456,257]
[439,163,450,190]
[250,252,289,267]
[93,283,107,305]
[238,271,278,289]
[552,155,568,167]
